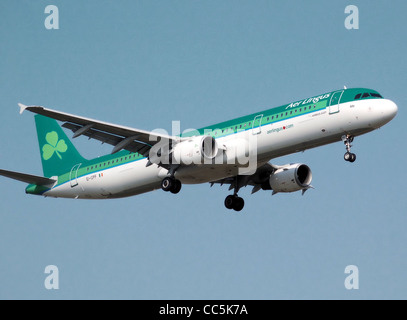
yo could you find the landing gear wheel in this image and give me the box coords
[170,179,182,194]
[161,177,174,192]
[233,197,245,212]
[344,152,356,163]
[162,177,182,193]
[224,195,235,210]
[224,195,245,211]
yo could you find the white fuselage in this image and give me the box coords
[44,98,397,199]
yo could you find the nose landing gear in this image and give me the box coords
[342,135,356,163]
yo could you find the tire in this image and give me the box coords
[344,152,351,162]
[233,197,245,212]
[349,153,356,163]
[224,195,235,210]
[170,179,182,194]
[161,177,174,192]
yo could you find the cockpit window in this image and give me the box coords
[355,92,383,100]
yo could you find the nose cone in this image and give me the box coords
[385,99,398,121]
[375,99,398,127]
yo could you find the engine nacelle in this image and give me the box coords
[172,136,218,165]
[269,163,312,193]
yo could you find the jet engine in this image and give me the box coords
[268,163,313,193]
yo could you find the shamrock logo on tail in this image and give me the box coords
[42,131,68,160]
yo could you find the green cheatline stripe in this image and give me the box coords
[26,153,148,194]
[53,151,145,187]
[183,87,382,138]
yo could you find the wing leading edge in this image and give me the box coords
[18,104,180,156]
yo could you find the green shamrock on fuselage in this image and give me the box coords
[42,131,68,160]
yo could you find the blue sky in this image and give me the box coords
[0,0,406,299]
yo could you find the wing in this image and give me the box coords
[19,104,180,157]
[0,169,56,185]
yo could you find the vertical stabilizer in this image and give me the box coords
[34,115,86,177]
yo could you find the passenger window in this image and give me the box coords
[290,111,293,115]
[355,93,362,99]
[362,93,370,98]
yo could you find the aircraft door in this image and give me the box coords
[329,90,344,114]
[70,163,81,188]
[252,114,263,135]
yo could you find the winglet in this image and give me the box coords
[18,103,28,115]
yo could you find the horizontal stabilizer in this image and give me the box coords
[0,169,56,185]
[18,103,29,114]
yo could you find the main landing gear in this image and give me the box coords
[224,195,245,212]
[161,177,182,194]
[342,135,356,163]
[224,176,245,212]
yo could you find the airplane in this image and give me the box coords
[0,87,398,211]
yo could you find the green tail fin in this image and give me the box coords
[35,115,86,177]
